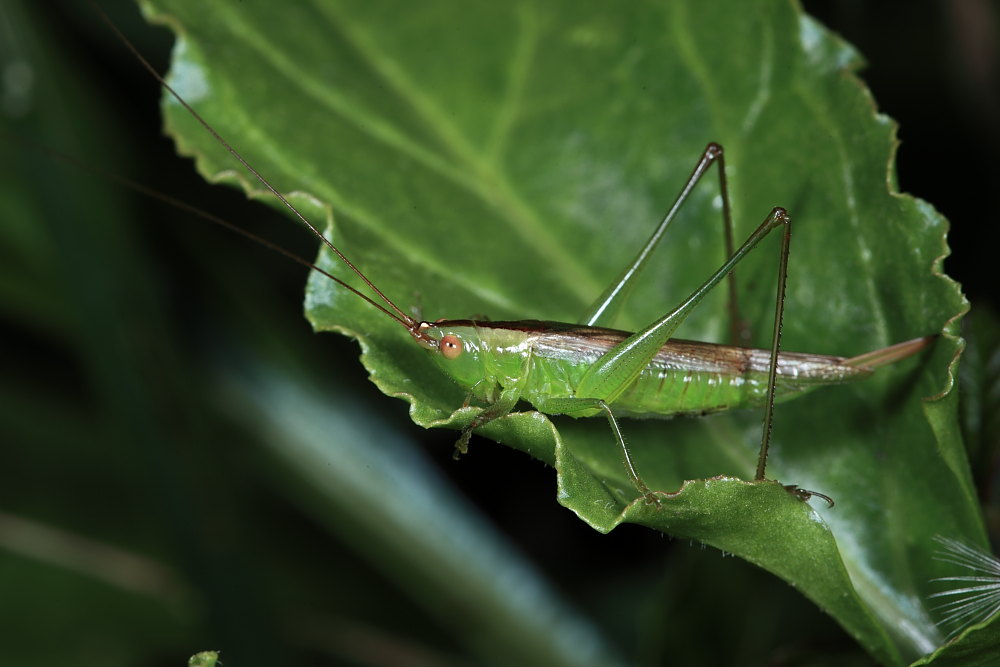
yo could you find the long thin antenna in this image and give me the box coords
[22,135,413,329]
[88,1,433,345]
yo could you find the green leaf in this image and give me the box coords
[145,0,981,662]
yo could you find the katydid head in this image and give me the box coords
[418,321,491,391]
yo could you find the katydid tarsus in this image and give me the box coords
[97,6,932,507]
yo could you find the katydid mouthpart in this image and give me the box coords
[96,4,933,507]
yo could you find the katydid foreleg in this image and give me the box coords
[453,350,536,458]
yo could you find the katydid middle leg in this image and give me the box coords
[534,393,656,503]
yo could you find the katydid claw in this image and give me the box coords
[784,484,835,507]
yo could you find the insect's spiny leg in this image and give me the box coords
[598,401,659,506]
[713,145,750,347]
[755,209,792,481]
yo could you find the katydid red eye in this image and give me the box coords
[440,335,463,360]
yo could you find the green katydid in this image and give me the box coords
[98,6,930,507]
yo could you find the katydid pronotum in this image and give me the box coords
[96,6,931,507]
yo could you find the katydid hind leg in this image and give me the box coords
[755,210,791,482]
[746,207,849,504]
[580,142,745,344]
[563,207,791,500]
[575,207,790,407]
[714,146,752,346]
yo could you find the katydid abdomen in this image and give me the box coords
[424,319,921,421]
[587,336,869,419]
